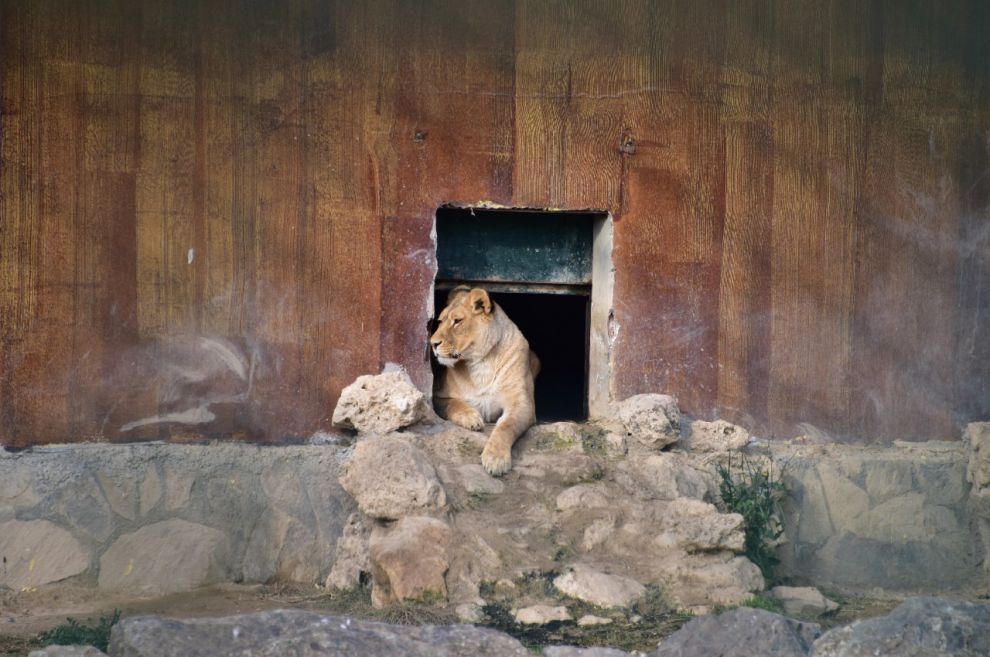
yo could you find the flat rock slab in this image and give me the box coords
[810,596,990,657]
[109,609,531,657]
[0,519,90,589]
[653,606,820,657]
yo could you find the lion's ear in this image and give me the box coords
[468,288,492,315]
[446,285,471,306]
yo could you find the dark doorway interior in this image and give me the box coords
[432,288,589,422]
[433,206,600,423]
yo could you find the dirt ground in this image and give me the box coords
[0,580,915,656]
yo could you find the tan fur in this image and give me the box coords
[430,286,540,476]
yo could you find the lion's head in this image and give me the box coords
[430,286,494,367]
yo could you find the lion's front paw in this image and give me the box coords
[481,441,512,476]
[449,406,485,432]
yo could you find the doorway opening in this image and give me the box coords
[432,206,614,422]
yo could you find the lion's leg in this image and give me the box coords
[481,403,535,476]
[439,397,485,432]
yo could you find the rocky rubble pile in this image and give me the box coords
[328,375,768,617]
[33,596,990,657]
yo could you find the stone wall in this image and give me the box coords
[772,440,984,592]
[2,429,988,599]
[0,443,353,594]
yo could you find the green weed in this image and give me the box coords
[39,610,120,652]
[716,454,786,581]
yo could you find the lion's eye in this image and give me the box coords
[452,318,462,326]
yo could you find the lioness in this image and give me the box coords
[430,286,540,476]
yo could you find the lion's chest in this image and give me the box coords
[466,393,503,423]
[463,363,503,422]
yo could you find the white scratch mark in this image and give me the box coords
[120,406,216,432]
[187,248,195,265]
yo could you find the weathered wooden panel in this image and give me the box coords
[2,0,988,447]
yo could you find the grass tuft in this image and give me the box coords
[39,609,121,652]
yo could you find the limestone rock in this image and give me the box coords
[654,498,745,553]
[556,484,611,512]
[332,368,432,434]
[368,516,451,607]
[770,586,839,617]
[653,606,820,657]
[577,615,613,626]
[98,518,230,595]
[810,596,990,657]
[513,605,571,625]
[654,553,765,612]
[108,610,532,657]
[28,647,108,657]
[325,512,371,591]
[339,436,446,520]
[619,454,712,501]
[553,564,645,608]
[0,519,90,589]
[684,420,749,452]
[965,422,990,492]
[614,394,681,450]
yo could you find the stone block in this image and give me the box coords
[98,518,230,595]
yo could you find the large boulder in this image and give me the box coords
[368,516,451,607]
[553,563,646,609]
[339,436,446,520]
[652,606,820,657]
[810,596,990,657]
[613,394,681,450]
[332,368,433,434]
[109,610,531,657]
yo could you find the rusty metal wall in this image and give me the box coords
[2,0,988,447]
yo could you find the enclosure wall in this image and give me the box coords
[2,0,989,447]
